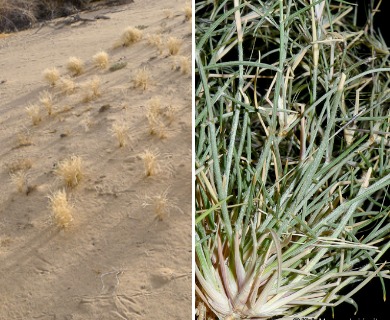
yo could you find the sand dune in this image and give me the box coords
[0,0,192,318]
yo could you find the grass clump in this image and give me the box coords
[10,170,28,193]
[110,122,129,148]
[133,67,151,90]
[140,149,160,177]
[195,1,390,319]
[67,56,84,76]
[167,36,181,55]
[81,76,101,102]
[55,155,84,188]
[25,104,41,125]
[48,190,73,229]
[43,67,60,86]
[39,90,54,115]
[59,77,76,95]
[183,3,192,21]
[117,26,143,47]
[93,51,109,69]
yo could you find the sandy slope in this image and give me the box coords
[0,1,192,319]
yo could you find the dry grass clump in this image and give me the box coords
[148,96,163,114]
[146,34,164,55]
[167,37,182,55]
[58,77,76,95]
[110,122,129,148]
[39,90,54,115]
[81,76,101,102]
[178,55,191,75]
[133,68,151,90]
[67,56,84,76]
[10,170,28,193]
[25,104,41,125]
[55,155,84,188]
[184,4,192,21]
[43,67,60,86]
[117,26,143,47]
[6,158,32,174]
[142,189,181,220]
[17,131,33,147]
[93,51,109,69]
[140,149,160,177]
[48,190,73,229]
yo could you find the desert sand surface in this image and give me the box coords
[0,1,192,319]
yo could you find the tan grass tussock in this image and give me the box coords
[39,90,54,115]
[48,189,73,228]
[93,51,109,69]
[167,37,182,55]
[140,149,160,177]
[117,26,143,47]
[134,67,151,91]
[81,76,101,102]
[67,56,85,76]
[43,67,60,86]
[25,104,41,125]
[10,170,28,193]
[55,155,84,188]
[110,122,129,148]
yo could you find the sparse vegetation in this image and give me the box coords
[81,76,101,102]
[117,26,143,47]
[140,149,159,177]
[178,55,190,75]
[43,67,60,86]
[110,122,128,148]
[134,67,151,90]
[6,158,32,173]
[147,34,164,55]
[55,155,84,188]
[10,170,28,193]
[93,51,109,69]
[184,4,192,21]
[59,77,76,95]
[167,37,181,55]
[39,90,54,115]
[25,104,41,125]
[48,189,73,228]
[67,56,84,76]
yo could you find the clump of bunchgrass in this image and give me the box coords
[140,149,160,177]
[195,1,390,319]
[59,77,76,95]
[43,67,60,86]
[48,189,73,228]
[81,76,101,102]
[184,3,192,21]
[25,104,41,125]
[10,170,28,193]
[110,122,129,148]
[167,37,182,55]
[146,33,164,55]
[133,67,151,90]
[39,90,54,115]
[93,51,109,69]
[67,56,84,76]
[116,26,143,47]
[55,155,84,188]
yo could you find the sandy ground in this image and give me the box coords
[0,1,192,319]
